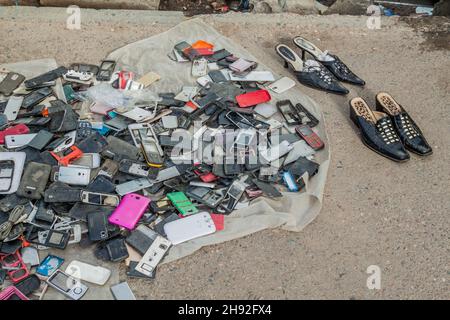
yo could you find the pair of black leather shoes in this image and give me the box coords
[350,93,432,162]
[275,37,365,95]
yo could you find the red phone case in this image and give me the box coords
[236,89,271,108]
[0,252,30,283]
[0,124,30,144]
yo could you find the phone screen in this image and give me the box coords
[51,272,72,292]
[88,193,101,204]
[298,126,312,136]
[48,232,64,245]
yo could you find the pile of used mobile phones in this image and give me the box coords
[0,39,324,300]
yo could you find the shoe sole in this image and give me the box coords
[297,80,349,95]
[405,146,433,157]
[359,137,410,163]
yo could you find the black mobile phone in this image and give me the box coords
[96,60,116,81]
[276,100,300,126]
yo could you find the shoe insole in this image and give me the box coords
[377,92,402,116]
[350,97,378,124]
[275,44,304,72]
[293,37,324,59]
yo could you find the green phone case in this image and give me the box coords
[167,191,198,216]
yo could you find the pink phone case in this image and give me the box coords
[108,193,150,230]
[0,286,29,300]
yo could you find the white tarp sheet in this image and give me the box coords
[106,18,330,264]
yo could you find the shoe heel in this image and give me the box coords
[349,104,359,127]
[301,49,306,61]
[375,96,383,112]
[283,61,289,69]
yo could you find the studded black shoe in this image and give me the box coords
[275,44,349,95]
[293,36,365,86]
[375,92,432,156]
[350,97,410,162]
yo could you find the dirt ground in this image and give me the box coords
[0,8,448,299]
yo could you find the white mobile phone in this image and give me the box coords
[267,77,296,94]
[192,58,208,77]
[163,212,216,245]
[53,131,77,153]
[228,70,275,82]
[70,153,101,169]
[121,107,155,122]
[174,86,199,102]
[254,103,277,118]
[4,134,37,148]
[4,96,23,121]
[135,236,171,277]
[196,75,212,87]
[65,260,111,286]
[110,282,136,300]
[56,167,91,186]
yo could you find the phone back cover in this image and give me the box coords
[108,193,150,230]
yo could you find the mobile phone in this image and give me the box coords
[135,236,171,277]
[96,60,116,81]
[21,87,53,109]
[87,210,111,241]
[119,159,156,178]
[80,190,120,206]
[185,186,224,208]
[0,123,30,144]
[115,177,153,196]
[46,131,76,153]
[4,96,23,121]
[108,193,151,230]
[50,145,84,166]
[167,191,198,216]
[55,166,91,186]
[282,171,299,192]
[0,252,30,283]
[295,125,324,150]
[0,72,25,96]
[276,100,300,126]
[234,129,256,149]
[17,161,51,199]
[110,282,136,300]
[70,153,101,168]
[292,103,319,127]
[4,133,37,149]
[41,230,70,249]
[0,152,26,195]
[267,76,296,94]
[36,254,64,277]
[24,66,67,89]
[235,89,271,108]
[192,58,208,77]
[46,270,88,300]
[0,286,29,300]
[65,260,111,286]
[163,212,216,245]
[139,126,164,167]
